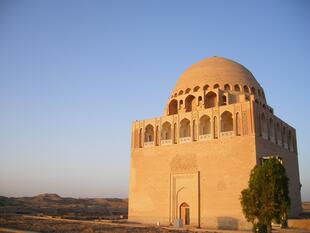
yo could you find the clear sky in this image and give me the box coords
[0,0,309,200]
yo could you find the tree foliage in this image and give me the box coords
[240,157,290,233]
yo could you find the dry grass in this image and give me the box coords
[0,214,195,233]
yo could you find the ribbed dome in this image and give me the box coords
[172,57,262,94]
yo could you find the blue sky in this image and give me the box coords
[0,0,309,200]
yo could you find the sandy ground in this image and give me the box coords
[1,215,310,233]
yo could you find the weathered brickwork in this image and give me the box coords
[128,57,302,230]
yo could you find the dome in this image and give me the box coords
[172,57,263,95]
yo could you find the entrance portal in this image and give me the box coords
[179,202,190,225]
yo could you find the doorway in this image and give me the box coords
[180,202,190,225]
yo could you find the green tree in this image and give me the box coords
[240,157,290,233]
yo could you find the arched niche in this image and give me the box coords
[185,88,191,94]
[161,122,172,140]
[199,115,211,135]
[179,118,191,138]
[193,86,200,92]
[168,99,178,115]
[224,84,231,91]
[244,85,250,93]
[205,91,217,108]
[185,95,196,112]
[221,111,233,132]
[234,84,241,92]
[144,124,154,142]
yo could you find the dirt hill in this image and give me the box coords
[0,194,128,220]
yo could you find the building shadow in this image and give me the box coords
[217,216,239,230]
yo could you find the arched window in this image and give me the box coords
[213,116,218,138]
[234,84,241,92]
[180,118,191,138]
[193,86,200,92]
[173,93,177,97]
[221,111,233,132]
[185,95,196,112]
[236,112,241,136]
[199,115,211,135]
[161,122,171,140]
[168,99,178,115]
[185,88,191,94]
[261,114,268,139]
[244,85,250,93]
[178,90,184,95]
[251,87,256,95]
[203,84,209,92]
[144,124,154,142]
[213,83,220,89]
[205,91,217,108]
[224,84,231,91]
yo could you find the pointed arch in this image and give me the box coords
[193,86,200,92]
[179,202,190,225]
[234,84,241,92]
[213,83,220,89]
[203,84,209,91]
[168,99,178,115]
[180,118,191,138]
[199,115,211,135]
[144,124,154,142]
[185,88,191,94]
[224,84,231,91]
[205,91,217,108]
[221,111,233,132]
[161,122,172,140]
[244,85,250,93]
[185,95,196,112]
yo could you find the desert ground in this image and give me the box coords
[1,195,309,233]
